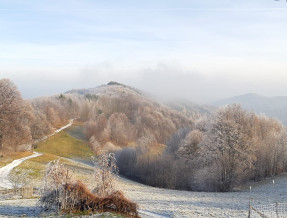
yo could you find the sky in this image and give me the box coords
[1,0,287,103]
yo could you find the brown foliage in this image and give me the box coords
[108,113,137,146]
[84,114,108,143]
[61,181,138,217]
[0,79,33,151]
[81,85,193,150]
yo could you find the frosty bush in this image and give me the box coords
[40,156,138,216]
[40,159,74,210]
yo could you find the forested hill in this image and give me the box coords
[65,82,196,153]
[214,93,287,125]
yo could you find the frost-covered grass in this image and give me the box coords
[15,153,94,183]
[2,159,287,217]
[116,174,287,218]
[0,199,127,217]
[14,153,63,179]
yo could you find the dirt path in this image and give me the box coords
[0,152,42,189]
[0,119,74,190]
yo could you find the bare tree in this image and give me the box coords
[205,105,255,191]
[92,153,118,197]
[40,159,74,210]
[0,79,32,151]
[178,129,203,158]
[107,112,136,146]
[9,168,32,190]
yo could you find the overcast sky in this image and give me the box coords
[1,0,287,103]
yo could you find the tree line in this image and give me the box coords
[115,104,287,192]
[0,79,79,153]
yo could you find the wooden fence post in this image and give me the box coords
[248,204,251,218]
[276,202,279,218]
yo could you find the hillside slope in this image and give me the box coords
[66,82,199,153]
[214,93,287,125]
[166,98,215,119]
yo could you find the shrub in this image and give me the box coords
[40,157,138,217]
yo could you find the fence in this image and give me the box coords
[0,186,38,199]
[249,202,287,218]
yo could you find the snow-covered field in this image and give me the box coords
[0,199,42,217]
[0,173,286,217]
[117,174,287,217]
[1,162,286,217]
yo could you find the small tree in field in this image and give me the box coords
[92,153,118,197]
[9,168,32,191]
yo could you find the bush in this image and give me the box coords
[40,157,138,217]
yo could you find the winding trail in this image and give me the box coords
[0,152,42,189]
[0,119,74,189]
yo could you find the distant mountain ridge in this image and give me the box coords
[214,93,287,125]
[66,82,213,119]
[165,98,215,119]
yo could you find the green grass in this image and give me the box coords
[4,125,94,184]
[15,127,94,181]
[35,129,93,159]
[17,152,94,181]
[16,153,60,179]
[0,151,33,168]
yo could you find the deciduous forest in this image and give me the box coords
[1,79,287,192]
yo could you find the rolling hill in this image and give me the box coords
[66,82,213,146]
